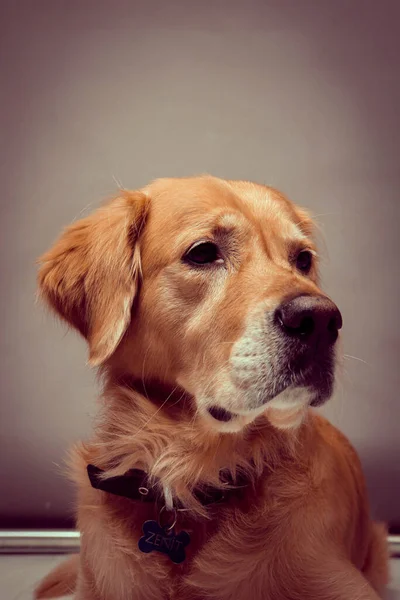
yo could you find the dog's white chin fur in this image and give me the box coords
[202,386,313,434]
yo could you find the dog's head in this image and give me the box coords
[38,176,341,433]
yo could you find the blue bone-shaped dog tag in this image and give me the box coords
[138,520,190,564]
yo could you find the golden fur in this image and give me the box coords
[35,176,389,599]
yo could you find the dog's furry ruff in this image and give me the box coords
[35,380,388,600]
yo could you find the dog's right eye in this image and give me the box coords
[183,241,223,266]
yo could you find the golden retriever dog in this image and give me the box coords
[35,176,388,600]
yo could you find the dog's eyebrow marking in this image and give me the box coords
[283,221,317,254]
[174,212,249,255]
[214,212,248,230]
[287,237,318,257]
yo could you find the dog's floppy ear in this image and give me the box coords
[38,190,149,366]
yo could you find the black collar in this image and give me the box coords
[87,464,246,508]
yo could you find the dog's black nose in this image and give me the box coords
[276,295,342,346]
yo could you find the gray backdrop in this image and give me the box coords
[1,0,399,529]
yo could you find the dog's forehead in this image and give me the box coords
[144,176,301,235]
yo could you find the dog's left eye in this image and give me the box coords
[184,241,223,266]
[296,250,313,273]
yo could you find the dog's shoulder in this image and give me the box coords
[307,412,368,522]
[312,411,363,474]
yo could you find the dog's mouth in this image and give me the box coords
[204,344,337,429]
[207,406,235,422]
[207,363,335,426]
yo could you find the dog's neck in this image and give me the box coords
[82,372,303,515]
[117,376,194,417]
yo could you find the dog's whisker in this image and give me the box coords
[126,386,180,440]
[71,200,99,223]
[343,353,369,365]
[111,173,125,190]
[303,211,338,222]
[140,345,152,403]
